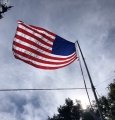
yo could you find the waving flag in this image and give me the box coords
[12,21,77,70]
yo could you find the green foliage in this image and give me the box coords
[47,98,82,120]
[47,98,99,120]
[82,111,95,120]
[0,14,3,19]
[107,79,115,120]
[90,79,115,120]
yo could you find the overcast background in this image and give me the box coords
[0,0,115,120]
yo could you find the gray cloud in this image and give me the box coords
[103,27,115,57]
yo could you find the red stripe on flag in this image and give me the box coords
[13,41,51,53]
[17,28,54,47]
[13,48,77,65]
[17,26,55,43]
[29,25,56,37]
[19,23,55,42]
[15,35,53,50]
[14,55,76,70]
[13,41,76,61]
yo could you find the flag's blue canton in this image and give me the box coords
[52,35,75,56]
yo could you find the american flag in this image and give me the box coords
[12,21,77,70]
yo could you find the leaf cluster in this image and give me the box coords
[47,98,82,120]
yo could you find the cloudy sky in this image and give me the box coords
[0,0,115,119]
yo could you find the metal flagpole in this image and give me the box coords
[76,41,104,120]
[75,41,92,109]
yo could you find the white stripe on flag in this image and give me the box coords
[14,53,76,67]
[19,22,56,39]
[18,24,54,45]
[15,33,52,51]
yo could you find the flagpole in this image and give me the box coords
[75,42,92,109]
[76,41,104,120]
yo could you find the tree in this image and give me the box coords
[98,96,110,119]
[47,98,82,120]
[47,98,99,120]
[82,111,96,120]
[107,79,115,120]
[90,79,115,120]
